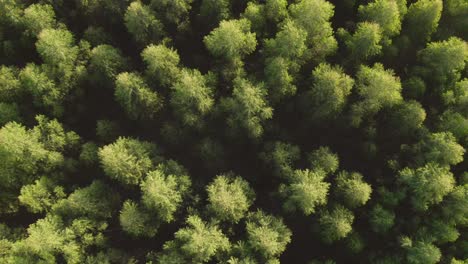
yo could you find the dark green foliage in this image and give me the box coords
[0,0,466,263]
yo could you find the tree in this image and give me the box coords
[158,215,230,263]
[440,184,468,226]
[443,78,468,115]
[401,237,441,264]
[0,122,63,190]
[263,20,308,102]
[418,37,467,89]
[170,69,214,127]
[335,171,372,208]
[141,44,181,87]
[437,110,468,142]
[264,20,307,62]
[369,204,395,234]
[140,169,191,223]
[303,63,354,121]
[199,0,231,27]
[279,169,330,215]
[245,210,292,260]
[343,22,383,60]
[260,141,300,178]
[8,215,66,263]
[358,0,402,42]
[21,4,56,37]
[149,0,192,28]
[289,0,337,62]
[32,115,80,152]
[265,0,288,23]
[119,200,158,237]
[98,137,159,185]
[36,28,78,69]
[386,100,426,137]
[124,1,164,45]
[220,78,273,138]
[89,44,127,85]
[351,63,402,126]
[242,2,266,36]
[307,147,339,174]
[398,163,455,211]
[410,132,465,166]
[204,18,257,62]
[0,65,21,102]
[0,102,21,126]
[115,72,162,120]
[18,63,62,114]
[52,180,121,221]
[404,0,443,43]
[18,176,65,214]
[318,205,354,244]
[206,173,255,223]
[264,57,297,103]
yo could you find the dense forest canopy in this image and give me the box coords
[0,0,467,263]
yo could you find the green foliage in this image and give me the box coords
[170,69,214,126]
[115,72,162,120]
[52,180,121,220]
[124,1,164,45]
[22,4,56,37]
[440,184,468,226]
[398,163,455,211]
[0,102,21,125]
[140,169,191,222]
[260,141,300,178]
[150,0,192,27]
[19,177,65,213]
[307,147,339,174]
[264,57,296,103]
[279,169,330,215]
[206,173,255,223]
[36,29,78,68]
[358,0,402,41]
[369,204,395,234]
[89,44,127,85]
[245,211,292,259]
[98,137,159,185]
[335,171,372,208]
[265,20,307,61]
[204,18,257,61]
[351,63,402,126]
[405,0,443,43]
[141,44,181,87]
[0,66,21,102]
[401,238,441,264]
[0,1,467,263]
[288,0,337,61]
[220,78,272,138]
[304,63,354,121]
[344,22,383,60]
[199,0,230,27]
[159,215,230,263]
[418,37,467,88]
[318,205,354,244]
[119,200,158,237]
[0,122,63,190]
[387,100,426,136]
[410,132,465,166]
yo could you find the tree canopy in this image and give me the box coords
[0,0,467,263]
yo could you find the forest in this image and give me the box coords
[0,0,467,263]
